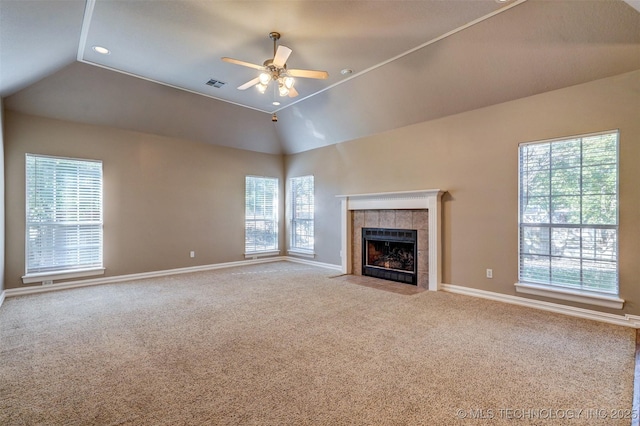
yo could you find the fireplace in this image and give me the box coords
[337,190,445,291]
[362,228,417,284]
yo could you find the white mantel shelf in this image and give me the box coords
[336,189,445,291]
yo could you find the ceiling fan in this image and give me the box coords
[222,32,329,98]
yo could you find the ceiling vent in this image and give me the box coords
[206,79,226,88]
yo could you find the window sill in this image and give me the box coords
[514,282,624,310]
[287,249,315,259]
[244,251,280,259]
[22,268,105,284]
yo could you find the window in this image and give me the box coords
[518,131,618,296]
[289,175,314,253]
[245,176,278,254]
[25,154,103,279]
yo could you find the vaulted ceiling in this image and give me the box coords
[1,0,639,154]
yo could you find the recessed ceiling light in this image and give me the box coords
[272,101,280,106]
[495,0,511,3]
[340,68,353,75]
[92,46,110,55]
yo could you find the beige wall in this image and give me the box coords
[4,71,639,315]
[285,70,640,315]
[4,111,284,290]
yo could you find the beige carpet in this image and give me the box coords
[0,262,635,425]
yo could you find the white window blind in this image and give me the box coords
[290,175,314,252]
[26,154,103,275]
[518,131,618,294]
[245,176,278,253]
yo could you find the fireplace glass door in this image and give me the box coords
[362,228,417,285]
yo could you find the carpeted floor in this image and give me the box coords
[0,262,635,425]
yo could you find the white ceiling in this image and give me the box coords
[1,0,639,154]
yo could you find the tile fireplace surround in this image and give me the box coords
[337,190,445,291]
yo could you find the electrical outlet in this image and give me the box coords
[42,280,53,285]
[190,251,195,258]
[486,269,493,279]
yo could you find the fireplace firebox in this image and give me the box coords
[362,228,417,285]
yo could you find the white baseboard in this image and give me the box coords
[442,283,640,328]
[3,256,341,299]
[285,256,342,271]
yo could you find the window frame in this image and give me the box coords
[288,175,315,256]
[244,175,279,256]
[22,154,105,284]
[515,130,623,309]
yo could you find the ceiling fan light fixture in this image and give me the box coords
[259,72,271,85]
[257,83,268,93]
[278,83,289,97]
[283,76,295,89]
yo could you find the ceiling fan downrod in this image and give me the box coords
[269,32,281,57]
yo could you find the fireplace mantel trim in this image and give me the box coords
[336,189,445,291]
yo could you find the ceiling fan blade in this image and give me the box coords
[288,69,329,79]
[221,57,264,71]
[272,45,292,68]
[237,77,260,90]
[288,87,299,98]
